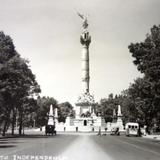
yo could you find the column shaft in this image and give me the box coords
[81,45,89,93]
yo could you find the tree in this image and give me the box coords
[0,55,41,135]
[0,31,41,136]
[58,102,74,123]
[119,90,137,124]
[99,94,118,122]
[0,31,16,64]
[128,25,160,129]
[127,77,158,128]
[0,32,18,136]
[129,25,160,82]
[35,96,58,127]
[98,92,140,124]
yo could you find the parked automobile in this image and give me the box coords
[45,125,56,136]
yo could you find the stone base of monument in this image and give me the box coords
[65,117,74,126]
[60,126,106,132]
[35,125,108,132]
[63,115,106,132]
[35,114,107,132]
[52,118,107,132]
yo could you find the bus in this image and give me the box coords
[125,122,139,136]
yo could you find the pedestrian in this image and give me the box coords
[144,125,147,136]
[138,126,142,137]
[97,127,101,136]
[76,127,78,132]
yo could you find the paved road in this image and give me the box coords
[92,134,160,160]
[0,133,160,160]
[0,134,79,160]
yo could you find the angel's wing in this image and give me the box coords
[77,12,84,19]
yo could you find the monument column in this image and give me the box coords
[81,31,91,93]
[78,13,91,93]
[75,13,95,119]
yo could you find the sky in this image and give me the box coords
[0,0,160,104]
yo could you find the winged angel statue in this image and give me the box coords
[77,12,89,30]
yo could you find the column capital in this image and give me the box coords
[80,31,91,47]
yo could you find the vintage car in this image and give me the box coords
[110,127,120,136]
[125,122,139,136]
[45,125,56,136]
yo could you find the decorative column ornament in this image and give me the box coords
[116,105,124,131]
[48,105,54,125]
[54,108,58,125]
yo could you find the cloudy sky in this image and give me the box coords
[0,0,160,104]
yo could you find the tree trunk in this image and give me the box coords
[11,109,16,135]
[2,110,11,137]
[19,113,23,136]
[2,120,8,136]
[145,117,152,134]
